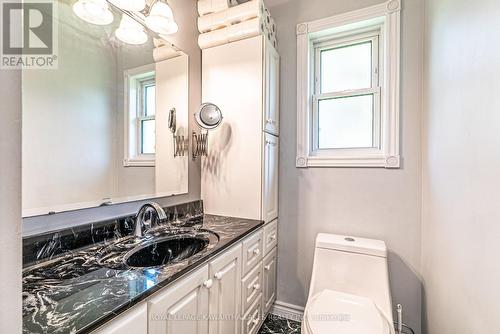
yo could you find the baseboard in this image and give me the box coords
[270,300,305,322]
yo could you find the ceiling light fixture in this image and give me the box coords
[73,0,113,25]
[145,1,178,35]
[115,15,148,45]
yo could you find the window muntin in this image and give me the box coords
[313,32,380,152]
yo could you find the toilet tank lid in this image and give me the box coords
[315,233,387,258]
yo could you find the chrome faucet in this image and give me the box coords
[134,202,167,237]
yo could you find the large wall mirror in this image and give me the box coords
[22,0,189,217]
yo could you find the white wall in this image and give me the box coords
[422,0,500,332]
[264,0,423,332]
[0,68,22,332]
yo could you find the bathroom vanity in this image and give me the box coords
[22,201,278,334]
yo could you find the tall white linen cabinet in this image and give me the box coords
[201,34,280,332]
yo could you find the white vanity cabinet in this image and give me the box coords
[92,227,277,334]
[148,266,210,334]
[201,35,280,224]
[208,244,242,334]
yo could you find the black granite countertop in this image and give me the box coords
[22,208,263,334]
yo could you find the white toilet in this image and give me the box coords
[302,233,395,334]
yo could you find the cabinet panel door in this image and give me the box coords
[262,133,279,223]
[262,247,277,315]
[264,41,280,135]
[241,261,263,315]
[241,295,263,334]
[209,244,242,334]
[92,303,147,334]
[263,219,278,256]
[149,266,210,334]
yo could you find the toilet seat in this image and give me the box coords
[304,289,391,334]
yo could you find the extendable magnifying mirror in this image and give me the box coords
[192,103,223,159]
[194,103,223,130]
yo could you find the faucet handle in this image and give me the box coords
[134,202,168,237]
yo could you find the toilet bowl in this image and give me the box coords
[302,234,394,334]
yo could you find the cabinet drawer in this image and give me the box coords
[242,230,263,275]
[263,220,278,255]
[241,261,263,315]
[241,293,263,334]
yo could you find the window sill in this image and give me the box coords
[123,159,155,167]
[296,154,400,168]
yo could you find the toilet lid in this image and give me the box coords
[305,290,390,334]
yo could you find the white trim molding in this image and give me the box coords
[270,300,305,322]
[296,0,401,168]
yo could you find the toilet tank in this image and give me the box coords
[308,234,393,322]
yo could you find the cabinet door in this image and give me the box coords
[242,230,264,276]
[262,247,277,315]
[241,261,264,315]
[264,41,280,135]
[263,219,278,256]
[149,266,210,334]
[241,295,263,334]
[262,133,279,223]
[208,244,242,334]
[92,303,147,334]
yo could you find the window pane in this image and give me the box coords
[141,119,155,154]
[321,42,372,93]
[144,84,156,116]
[318,95,374,149]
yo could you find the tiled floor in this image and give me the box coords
[258,314,301,334]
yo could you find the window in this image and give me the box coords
[138,78,156,155]
[296,0,401,168]
[314,35,380,150]
[124,64,156,166]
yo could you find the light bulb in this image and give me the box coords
[108,0,146,12]
[115,15,148,45]
[145,2,178,35]
[73,0,113,25]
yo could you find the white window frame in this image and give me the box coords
[137,77,156,155]
[124,64,156,167]
[313,31,380,152]
[296,0,401,168]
